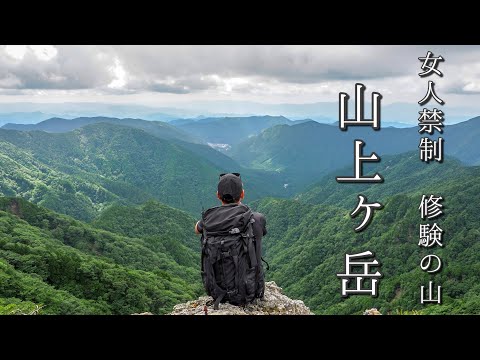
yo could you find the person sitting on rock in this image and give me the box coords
[194,173,267,309]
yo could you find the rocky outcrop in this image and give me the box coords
[363,308,382,315]
[170,281,313,315]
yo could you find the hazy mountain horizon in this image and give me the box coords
[0,100,477,127]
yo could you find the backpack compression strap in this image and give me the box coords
[202,210,228,310]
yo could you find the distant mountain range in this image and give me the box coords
[1,114,311,151]
[1,116,198,142]
[0,101,477,126]
[0,103,196,121]
[0,112,71,126]
[1,116,236,170]
[3,114,479,196]
[230,117,480,189]
[153,100,480,125]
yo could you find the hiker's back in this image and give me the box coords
[200,203,265,309]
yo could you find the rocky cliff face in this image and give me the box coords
[170,281,313,315]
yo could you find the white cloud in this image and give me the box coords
[108,57,127,89]
[29,45,58,61]
[0,45,479,107]
[5,45,28,60]
[0,45,116,90]
[4,45,57,61]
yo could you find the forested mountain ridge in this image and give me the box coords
[0,138,152,221]
[298,151,480,209]
[171,115,304,146]
[0,122,221,218]
[1,115,244,171]
[231,117,480,189]
[2,116,200,144]
[1,115,309,188]
[0,122,292,219]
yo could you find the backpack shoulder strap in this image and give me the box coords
[201,209,209,241]
[200,209,208,272]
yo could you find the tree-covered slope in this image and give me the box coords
[253,156,480,314]
[0,198,201,314]
[92,200,200,267]
[0,123,225,216]
[298,151,480,210]
[0,139,152,221]
[0,197,201,282]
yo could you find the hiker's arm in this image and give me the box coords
[194,221,201,234]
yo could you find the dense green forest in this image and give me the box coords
[92,201,200,267]
[0,115,479,315]
[253,154,480,314]
[0,197,201,314]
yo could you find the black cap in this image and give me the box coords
[218,173,243,201]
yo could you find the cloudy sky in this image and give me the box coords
[1,45,480,107]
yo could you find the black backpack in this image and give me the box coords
[200,203,265,309]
